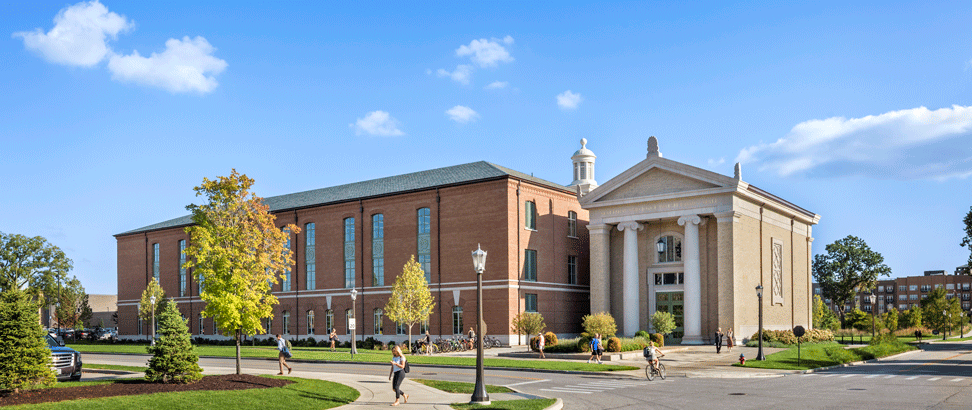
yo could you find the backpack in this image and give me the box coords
[285,339,292,349]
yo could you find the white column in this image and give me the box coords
[617,221,643,336]
[678,215,703,344]
[587,224,613,315]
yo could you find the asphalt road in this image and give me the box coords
[85,341,972,409]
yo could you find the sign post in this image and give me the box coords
[793,326,806,367]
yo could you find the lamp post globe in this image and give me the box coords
[150,295,156,346]
[470,244,490,405]
[350,288,358,357]
[869,293,877,339]
[755,284,765,361]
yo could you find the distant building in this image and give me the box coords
[814,271,972,314]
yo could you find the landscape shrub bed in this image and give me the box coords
[748,328,834,345]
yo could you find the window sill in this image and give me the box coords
[567,235,578,239]
[524,228,538,232]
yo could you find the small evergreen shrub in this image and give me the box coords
[606,337,621,352]
[577,332,593,353]
[544,331,558,346]
[634,330,650,339]
[0,290,56,393]
[651,333,665,347]
[145,299,202,383]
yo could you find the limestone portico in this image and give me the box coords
[577,137,820,344]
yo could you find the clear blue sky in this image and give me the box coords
[2,1,971,294]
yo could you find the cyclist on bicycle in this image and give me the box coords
[644,341,664,371]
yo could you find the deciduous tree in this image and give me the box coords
[384,256,435,350]
[582,311,618,337]
[884,308,899,332]
[812,295,840,331]
[54,276,91,331]
[511,312,545,351]
[139,278,165,324]
[962,206,972,274]
[901,308,922,329]
[921,287,962,336]
[183,170,298,374]
[0,232,71,302]
[812,235,891,322]
[650,311,676,336]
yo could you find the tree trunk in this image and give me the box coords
[408,325,412,354]
[236,328,242,375]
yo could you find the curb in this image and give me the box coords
[800,347,923,374]
[544,398,564,410]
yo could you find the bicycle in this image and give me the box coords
[645,361,666,381]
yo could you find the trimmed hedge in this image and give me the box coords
[606,337,621,352]
[749,329,834,345]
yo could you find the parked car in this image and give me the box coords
[45,334,82,381]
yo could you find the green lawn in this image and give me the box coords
[412,379,513,394]
[84,363,147,372]
[69,344,638,372]
[736,341,916,370]
[8,376,357,410]
[452,398,557,410]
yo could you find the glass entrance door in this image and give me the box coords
[655,291,684,345]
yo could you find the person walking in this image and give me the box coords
[388,345,409,406]
[714,327,724,354]
[726,328,735,353]
[329,328,337,352]
[537,332,546,359]
[276,334,292,375]
[587,333,603,364]
[423,330,433,355]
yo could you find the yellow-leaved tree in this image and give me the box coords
[183,170,298,374]
[385,256,435,351]
[138,278,165,340]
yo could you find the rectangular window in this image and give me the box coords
[525,201,536,230]
[265,317,272,335]
[282,229,291,291]
[654,272,683,285]
[307,311,315,335]
[524,249,537,281]
[525,294,538,312]
[452,307,463,335]
[198,314,204,335]
[420,319,429,335]
[909,285,917,291]
[306,223,315,290]
[152,243,160,281]
[899,304,907,310]
[397,321,407,335]
[899,294,906,301]
[814,288,821,294]
[417,208,431,283]
[910,294,919,300]
[877,286,884,293]
[326,310,333,333]
[935,284,942,289]
[947,284,955,290]
[373,309,383,335]
[864,305,872,312]
[138,316,142,335]
[567,255,577,285]
[213,320,218,335]
[283,312,290,335]
[568,211,577,237]
[345,309,352,335]
[964,283,970,291]
[344,218,355,288]
[178,240,186,297]
[372,214,384,287]
[899,285,906,292]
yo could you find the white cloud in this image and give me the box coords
[557,90,583,110]
[436,64,473,85]
[708,158,725,167]
[456,37,514,68]
[13,0,132,67]
[736,105,972,180]
[445,105,479,124]
[353,111,405,136]
[107,36,227,94]
[485,81,508,90]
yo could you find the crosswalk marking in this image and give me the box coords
[840,374,856,378]
[821,374,837,378]
[951,378,964,382]
[865,375,880,378]
[802,373,815,376]
[540,388,594,394]
[883,375,895,379]
[906,376,919,380]
[929,377,941,381]
[504,379,549,387]
[564,385,614,391]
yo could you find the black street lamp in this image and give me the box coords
[943,309,947,341]
[350,288,358,357]
[869,293,877,340]
[756,285,765,361]
[470,244,490,405]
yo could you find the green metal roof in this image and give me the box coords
[115,161,571,237]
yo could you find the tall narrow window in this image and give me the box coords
[525,293,538,312]
[452,306,463,335]
[397,321,407,335]
[178,240,186,297]
[326,309,334,333]
[420,319,429,335]
[307,310,315,335]
[198,314,204,335]
[372,214,384,286]
[567,255,578,285]
[568,211,577,237]
[373,308,383,335]
[213,320,218,335]
[265,317,272,334]
[525,201,537,230]
[138,316,143,335]
[306,223,315,290]
[282,311,290,335]
[524,249,537,282]
[282,228,292,291]
[344,218,355,288]
[152,243,160,281]
[417,208,431,283]
[657,235,682,263]
[345,309,352,335]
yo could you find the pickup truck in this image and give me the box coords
[45,334,82,381]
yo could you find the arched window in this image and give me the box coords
[373,308,383,335]
[656,235,682,263]
[417,208,431,282]
[306,223,315,290]
[282,311,290,335]
[344,218,355,288]
[567,211,577,237]
[345,309,352,335]
[452,306,463,335]
[307,310,315,335]
[525,201,537,230]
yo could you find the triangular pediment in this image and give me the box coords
[581,156,740,206]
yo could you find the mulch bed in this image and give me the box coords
[0,374,293,407]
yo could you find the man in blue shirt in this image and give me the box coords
[587,333,603,364]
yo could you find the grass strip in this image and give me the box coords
[412,379,513,394]
[452,398,557,410]
[736,341,916,370]
[8,376,358,410]
[84,363,148,372]
[70,344,638,372]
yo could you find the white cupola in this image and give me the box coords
[570,138,597,196]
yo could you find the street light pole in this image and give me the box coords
[150,295,156,346]
[350,288,358,358]
[470,244,490,405]
[869,293,876,340]
[756,285,765,361]
[943,309,947,341]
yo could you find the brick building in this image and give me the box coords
[115,161,590,344]
[814,266,972,315]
